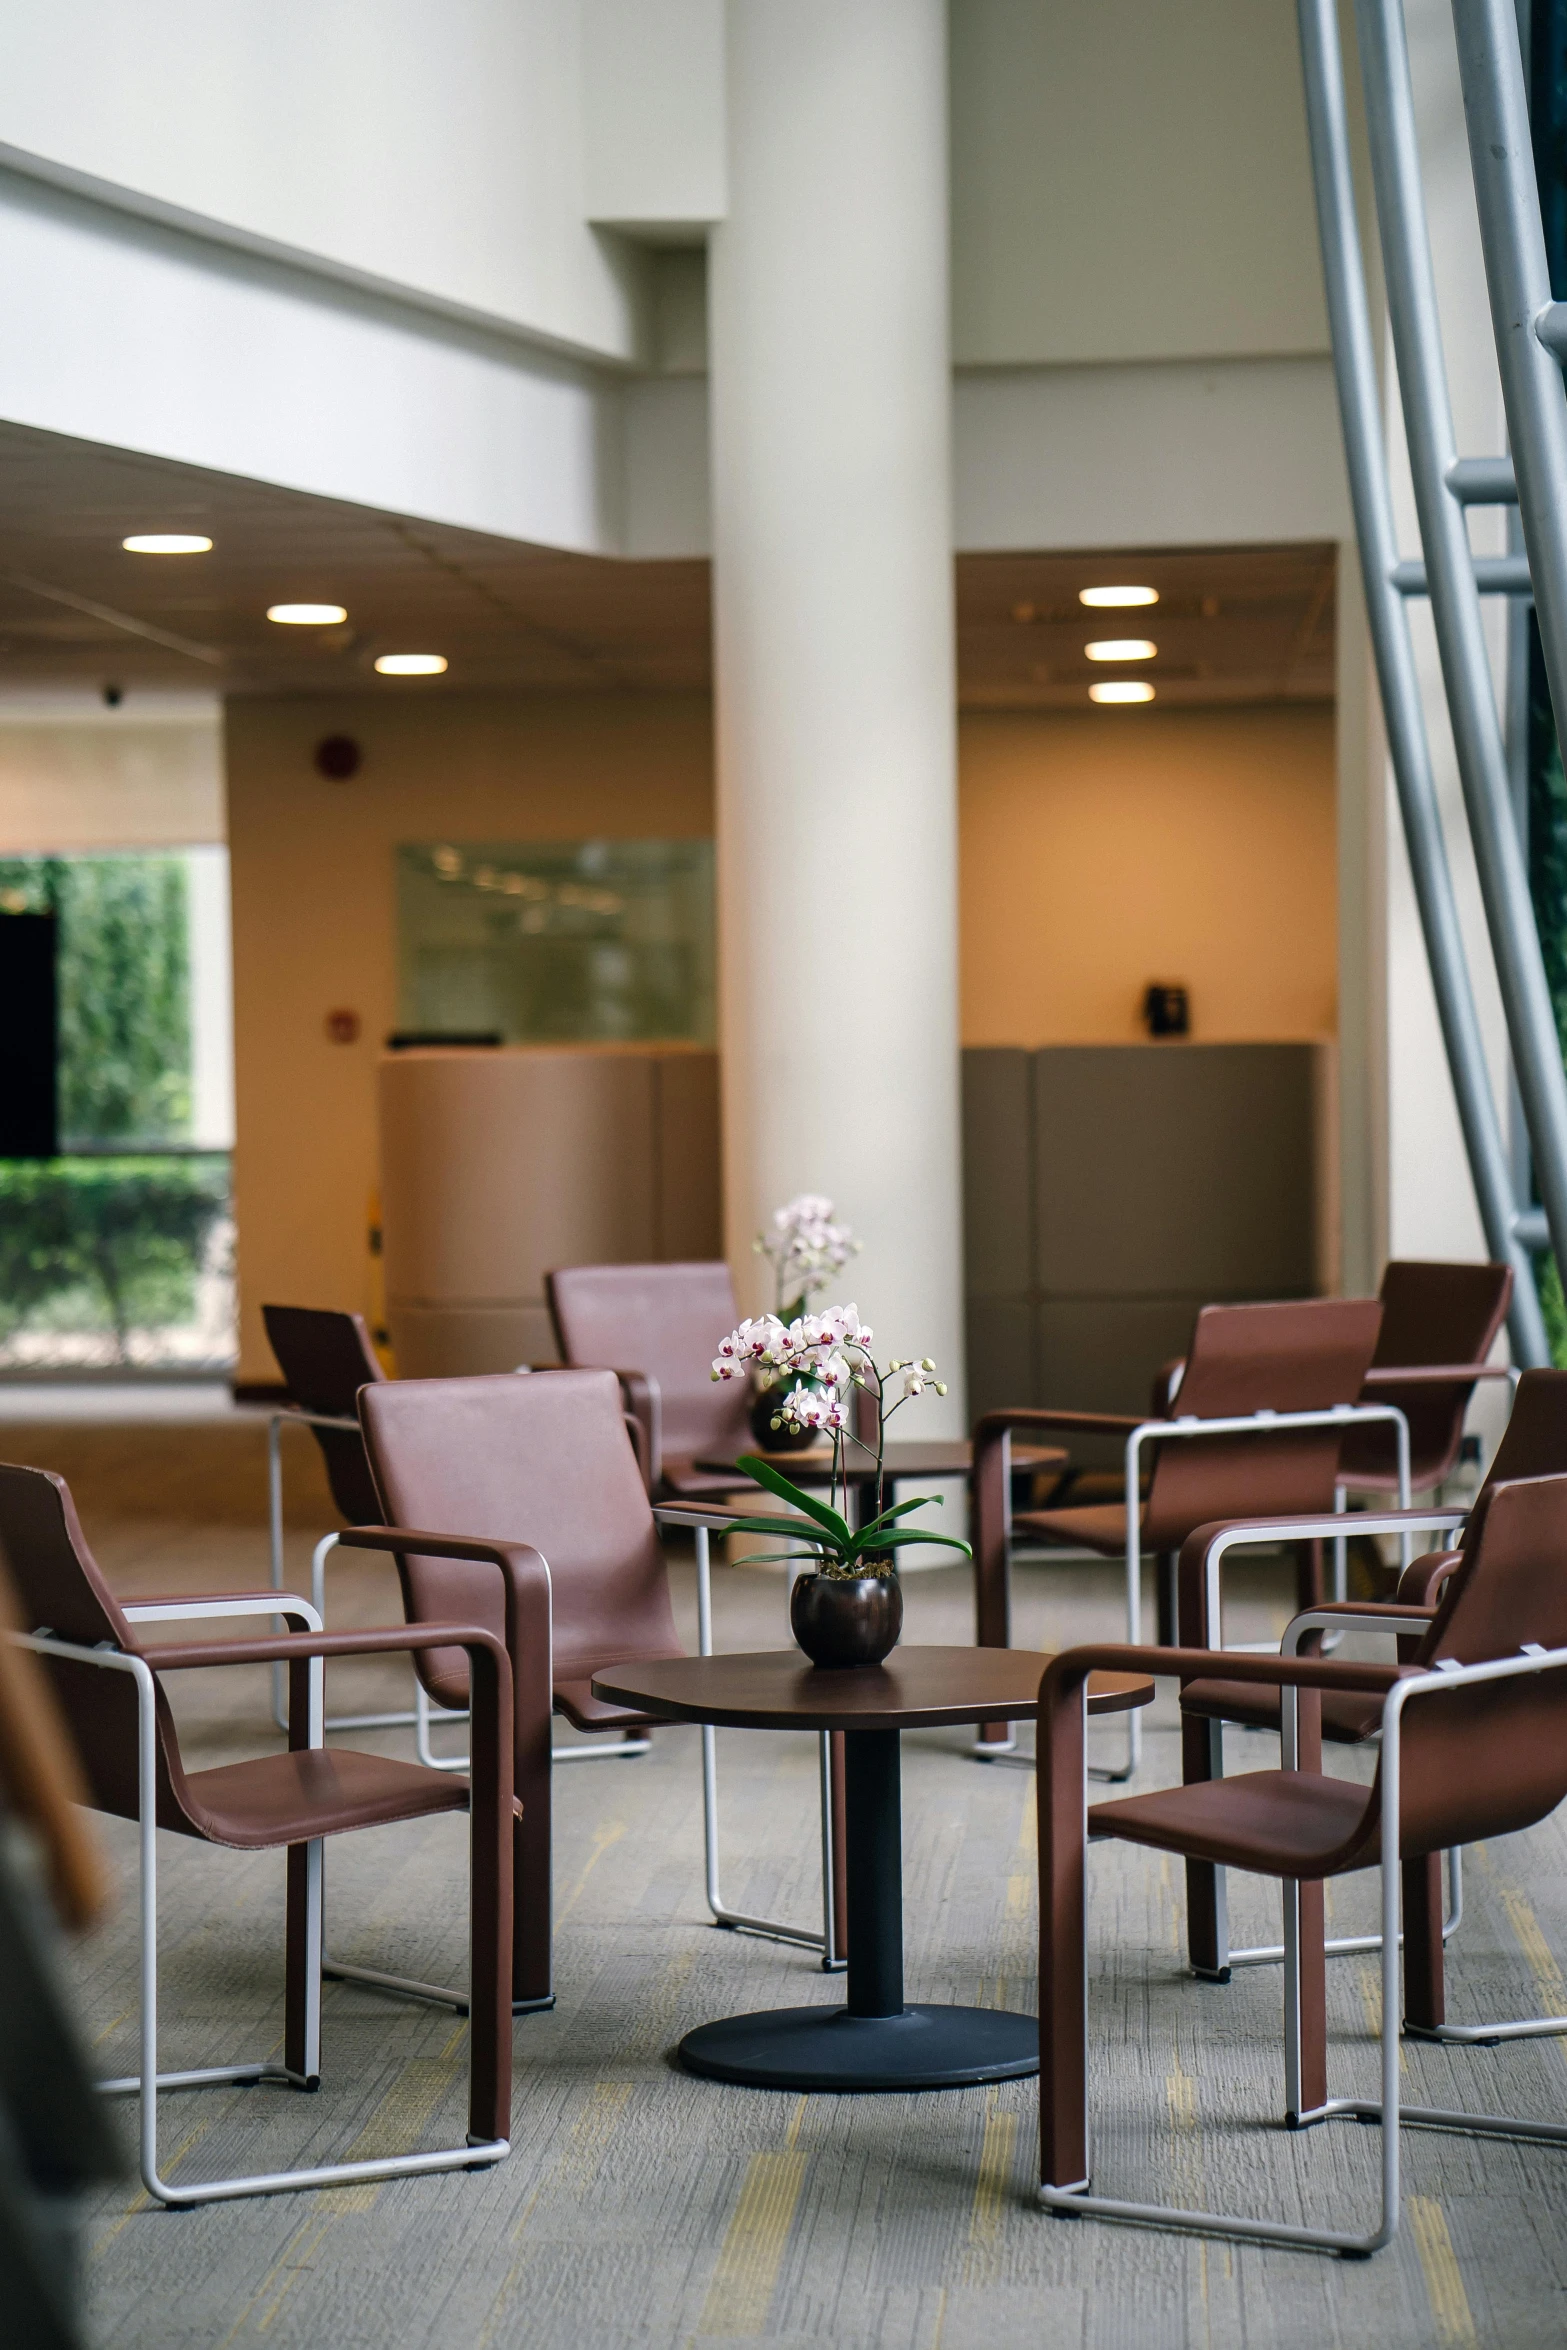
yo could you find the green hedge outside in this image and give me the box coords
[0,1158,230,1361]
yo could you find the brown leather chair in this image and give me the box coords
[1176,1364,1567,1986]
[1037,1470,1567,2255]
[0,1460,512,2208]
[545,1260,753,1499]
[1338,1257,1514,1496]
[344,1368,689,2012]
[971,1298,1387,1770]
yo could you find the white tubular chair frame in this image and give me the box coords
[1041,1643,1567,2256]
[22,1595,508,2208]
[1000,1402,1411,1783]
[656,1505,843,1970]
[1186,1506,1470,1974]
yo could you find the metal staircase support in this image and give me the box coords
[1297,0,1550,1363]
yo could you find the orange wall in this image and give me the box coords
[228,691,1335,1380]
[957,703,1337,1045]
[227,691,714,1381]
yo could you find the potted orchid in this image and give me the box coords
[747,1195,862,1448]
[711,1304,972,1667]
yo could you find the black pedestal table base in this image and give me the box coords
[679,2002,1037,2091]
[678,1723,1039,2092]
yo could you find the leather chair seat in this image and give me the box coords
[1090,1769,1372,1876]
[1181,1675,1383,1744]
[1014,1503,1132,1554]
[178,1746,470,1849]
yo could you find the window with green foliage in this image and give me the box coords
[0,854,232,1370]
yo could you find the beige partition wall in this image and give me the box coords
[379,1046,721,1376]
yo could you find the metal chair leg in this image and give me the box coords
[97,1649,505,2207]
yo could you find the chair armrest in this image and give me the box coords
[1284,1600,1437,1624]
[1396,1549,1461,1606]
[1042,1641,1403,1709]
[335,1527,553,1775]
[1362,1362,1513,1386]
[133,1623,506,1673]
[1176,1506,1469,1648]
[974,1408,1142,1444]
[123,1591,322,1629]
[610,1370,662,1492]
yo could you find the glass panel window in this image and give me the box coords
[396,839,716,1046]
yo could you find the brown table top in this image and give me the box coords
[591,1645,1153,1733]
[691,1438,1066,1481]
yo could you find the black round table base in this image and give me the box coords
[679,2003,1038,2092]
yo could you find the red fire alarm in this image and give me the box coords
[325,1008,361,1045]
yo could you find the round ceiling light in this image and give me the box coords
[1089,679,1156,705]
[374,653,449,676]
[1085,638,1157,662]
[123,533,212,554]
[1079,584,1159,608]
[267,602,348,625]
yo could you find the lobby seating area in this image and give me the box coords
[4,1384,1564,2346]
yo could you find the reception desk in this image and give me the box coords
[379,1045,721,1376]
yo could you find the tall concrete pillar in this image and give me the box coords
[708,0,964,1425]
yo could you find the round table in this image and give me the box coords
[591,1644,1152,2092]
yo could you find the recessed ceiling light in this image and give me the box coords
[1085,638,1157,662]
[1080,584,1159,608]
[267,602,348,625]
[123,533,212,554]
[1089,680,1156,705]
[374,653,448,676]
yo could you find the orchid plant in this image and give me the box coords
[711,1305,972,1579]
[754,1194,861,1321]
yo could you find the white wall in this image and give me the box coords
[0,1,648,364]
[948,0,1329,365]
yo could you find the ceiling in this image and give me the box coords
[0,421,1335,711]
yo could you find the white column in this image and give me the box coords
[708,0,965,1427]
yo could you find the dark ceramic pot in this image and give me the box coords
[789,1572,903,1669]
[749,1376,820,1452]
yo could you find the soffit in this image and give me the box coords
[0,422,1334,711]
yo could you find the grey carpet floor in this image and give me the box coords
[8,1400,1567,2348]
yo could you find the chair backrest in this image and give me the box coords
[1144,1298,1383,1551]
[546,1261,751,1465]
[1362,1472,1567,1858]
[262,1304,386,1525]
[359,1369,679,1692]
[1476,1365,1567,1486]
[0,1463,195,1833]
[1337,1258,1513,1489]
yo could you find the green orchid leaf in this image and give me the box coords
[728,1550,832,1569]
[710,1513,841,1545]
[736,1453,854,1547]
[855,1492,942,1538]
[849,1525,973,1560]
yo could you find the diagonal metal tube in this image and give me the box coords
[1297,0,1548,1361]
[1355,0,1567,1334]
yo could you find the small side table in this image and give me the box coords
[593,1645,1151,2091]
